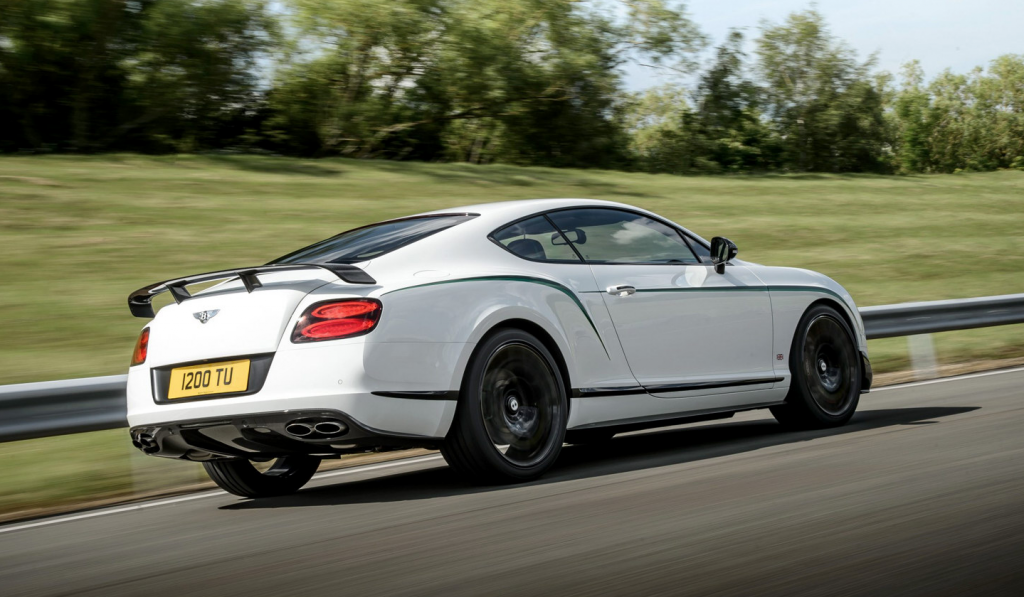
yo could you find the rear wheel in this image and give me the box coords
[203,455,320,498]
[771,304,861,430]
[442,328,567,483]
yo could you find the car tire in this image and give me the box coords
[770,304,862,430]
[442,328,568,484]
[202,455,321,498]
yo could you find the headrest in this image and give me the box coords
[507,238,546,261]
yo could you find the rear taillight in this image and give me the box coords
[292,299,382,343]
[131,328,150,366]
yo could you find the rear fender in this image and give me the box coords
[372,280,601,393]
[456,305,578,391]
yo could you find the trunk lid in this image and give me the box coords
[144,270,336,367]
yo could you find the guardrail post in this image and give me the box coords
[907,334,938,380]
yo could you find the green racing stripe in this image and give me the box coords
[383,275,609,357]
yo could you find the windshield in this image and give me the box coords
[270,214,477,265]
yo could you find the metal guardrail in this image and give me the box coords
[2,292,1023,443]
[861,293,1024,339]
[0,375,128,443]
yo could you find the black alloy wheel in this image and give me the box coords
[771,304,861,429]
[804,315,857,415]
[442,328,567,483]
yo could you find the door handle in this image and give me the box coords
[606,284,636,297]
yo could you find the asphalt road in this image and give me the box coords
[2,369,1023,596]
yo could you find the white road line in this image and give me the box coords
[0,454,444,535]
[873,365,1024,392]
[313,454,443,480]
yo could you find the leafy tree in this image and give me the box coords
[116,0,276,151]
[755,8,886,172]
[0,0,1019,175]
[689,30,776,171]
[0,0,273,152]
[267,0,703,165]
[0,0,141,150]
[623,31,776,173]
[967,54,1024,170]
[622,85,695,172]
[886,54,1024,173]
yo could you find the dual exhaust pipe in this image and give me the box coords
[285,419,347,439]
[131,431,159,454]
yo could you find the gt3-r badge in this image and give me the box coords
[193,309,220,324]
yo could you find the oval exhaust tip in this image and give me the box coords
[285,423,313,437]
[313,421,346,436]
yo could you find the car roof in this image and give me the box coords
[416,198,710,247]
[418,198,658,224]
[423,198,704,240]
[424,198,629,217]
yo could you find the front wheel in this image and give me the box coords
[442,328,567,483]
[203,455,321,498]
[771,304,861,430]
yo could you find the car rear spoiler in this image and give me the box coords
[127,264,376,318]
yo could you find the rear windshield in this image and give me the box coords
[270,214,476,265]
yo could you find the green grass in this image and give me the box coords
[1,155,1023,518]
[0,429,207,518]
[2,154,1023,385]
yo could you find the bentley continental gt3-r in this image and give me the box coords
[126,199,871,497]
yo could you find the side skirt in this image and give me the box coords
[567,401,786,435]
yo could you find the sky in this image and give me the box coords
[623,0,1024,90]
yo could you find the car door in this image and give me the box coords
[546,208,776,394]
[488,214,641,393]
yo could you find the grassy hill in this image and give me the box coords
[2,154,1024,384]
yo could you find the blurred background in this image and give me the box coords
[2,0,1023,169]
[0,0,1022,525]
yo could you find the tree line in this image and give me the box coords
[1,0,1021,174]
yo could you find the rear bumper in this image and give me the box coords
[126,381,457,446]
[130,409,443,461]
[127,340,465,440]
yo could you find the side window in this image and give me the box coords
[546,209,699,264]
[491,216,582,262]
[684,236,712,262]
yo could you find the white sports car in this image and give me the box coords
[127,199,871,497]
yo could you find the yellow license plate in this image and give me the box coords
[168,359,250,399]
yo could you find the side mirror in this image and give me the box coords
[710,237,737,274]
